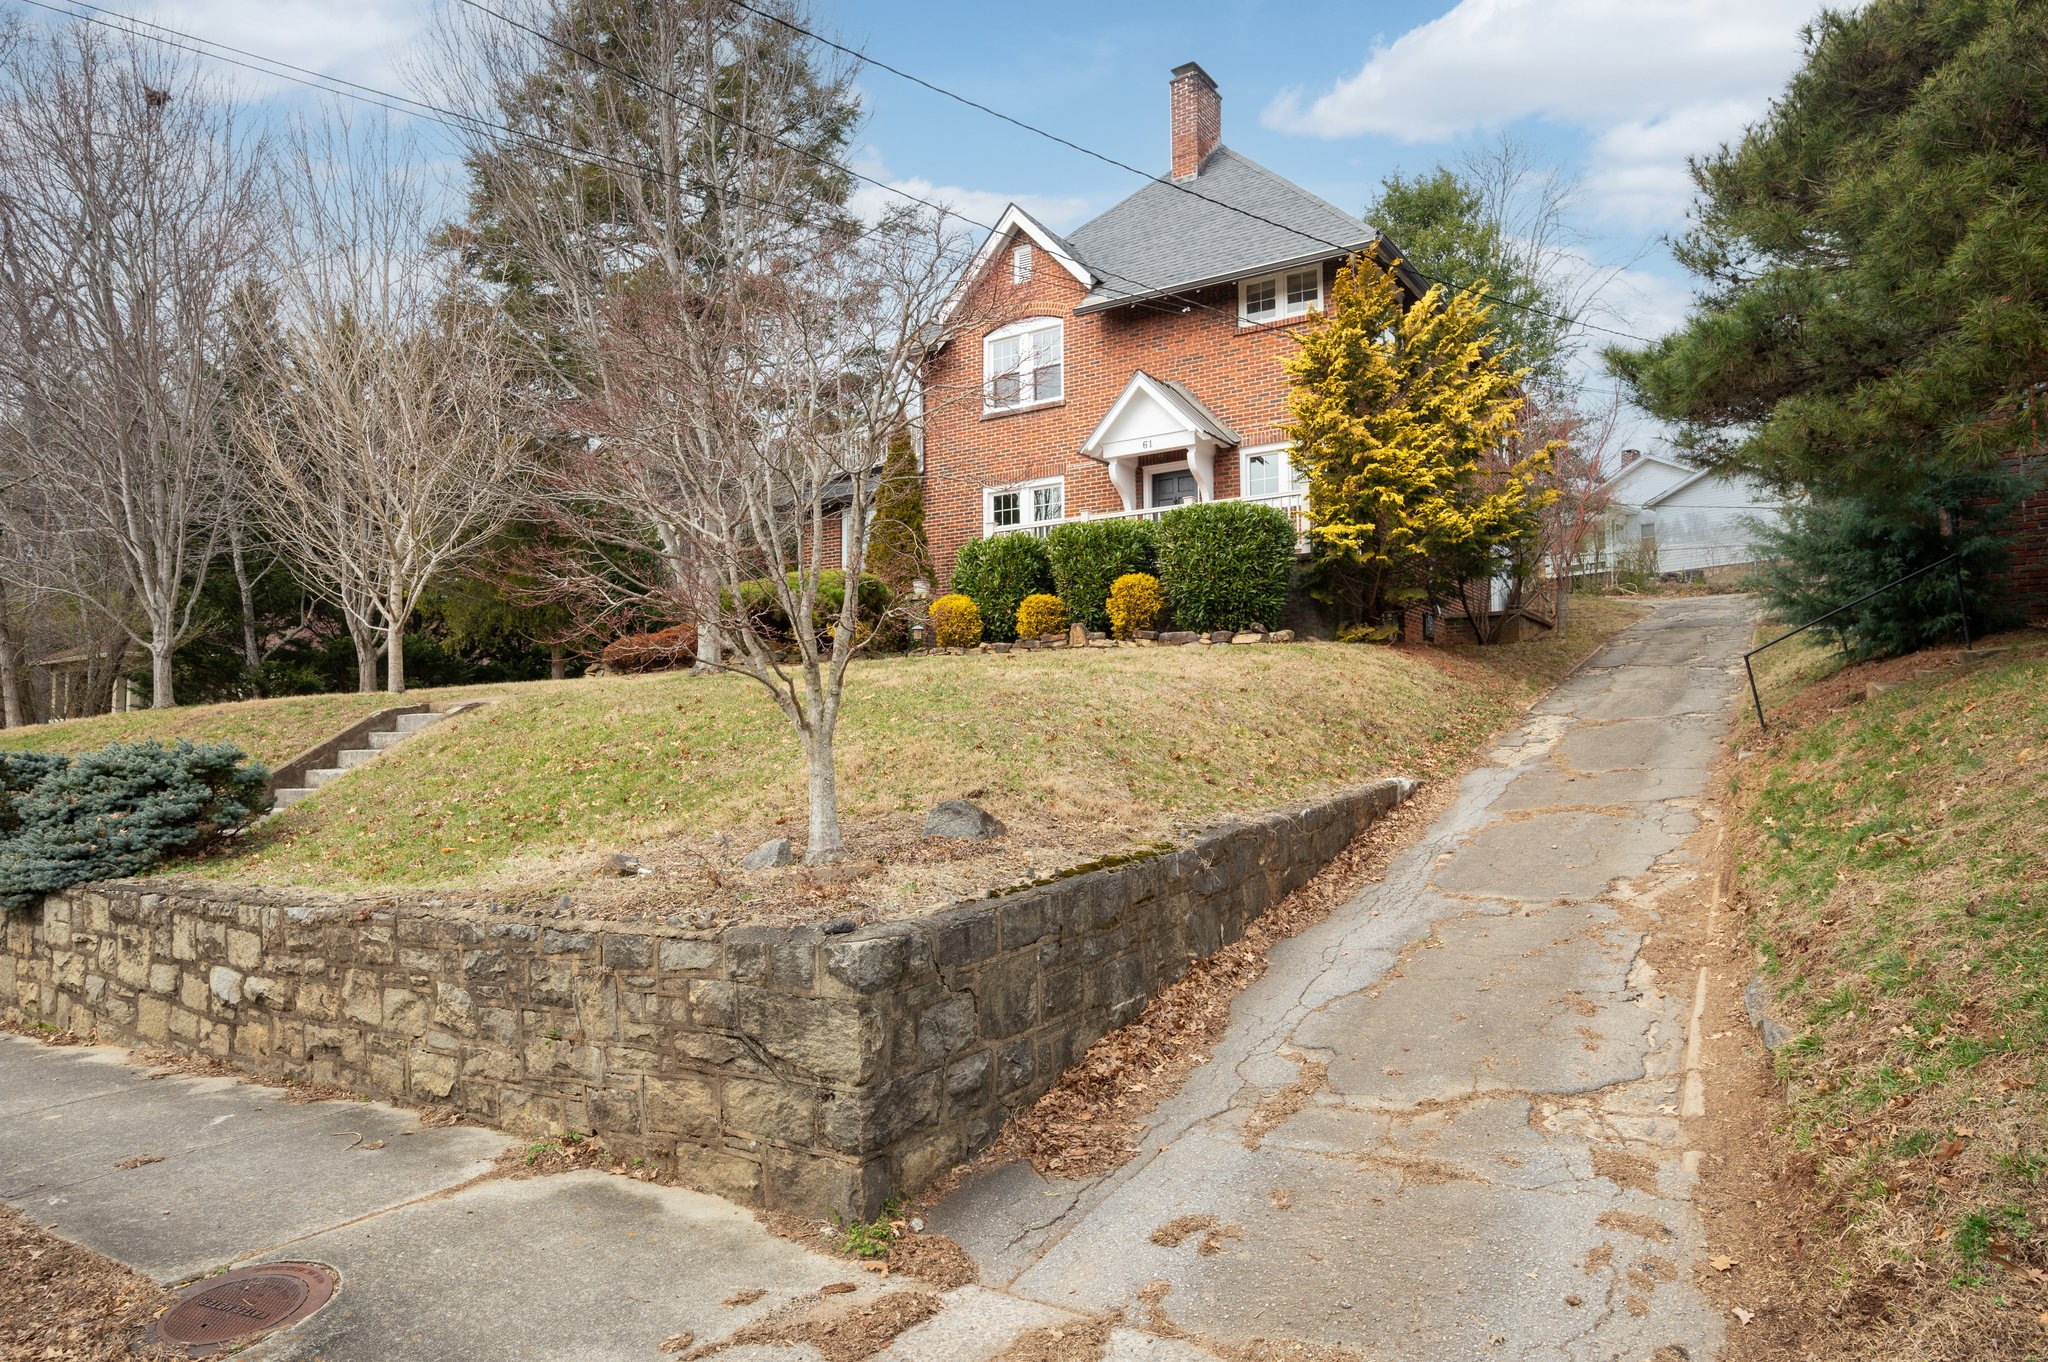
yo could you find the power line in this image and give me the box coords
[11,0,1651,408]
[725,0,1660,347]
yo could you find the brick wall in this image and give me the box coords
[922,247,1328,590]
[2000,453,2048,624]
[1,779,1414,1219]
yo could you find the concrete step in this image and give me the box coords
[336,747,381,770]
[392,712,442,736]
[368,729,406,750]
[304,767,349,789]
[273,786,314,809]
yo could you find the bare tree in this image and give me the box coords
[1517,383,1622,637]
[430,1,986,860]
[237,111,524,694]
[0,20,266,707]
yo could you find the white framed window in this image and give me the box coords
[1011,242,1034,283]
[983,317,1064,412]
[1238,266,1323,325]
[1239,445,1304,500]
[984,476,1065,534]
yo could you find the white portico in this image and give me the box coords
[1080,371,1242,513]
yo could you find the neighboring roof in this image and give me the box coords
[1080,370,1242,459]
[1598,452,1694,496]
[1063,146,1382,312]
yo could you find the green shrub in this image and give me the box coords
[0,741,269,911]
[1015,593,1068,639]
[1746,469,2025,660]
[951,534,1053,643]
[1046,519,1158,632]
[728,571,893,644]
[1155,501,1297,632]
[928,593,983,648]
[1,752,71,836]
[1106,572,1167,639]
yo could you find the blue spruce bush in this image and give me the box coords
[0,740,269,910]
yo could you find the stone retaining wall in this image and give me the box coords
[0,778,1413,1219]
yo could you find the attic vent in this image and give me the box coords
[1012,243,1034,283]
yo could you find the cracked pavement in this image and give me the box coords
[928,595,1754,1360]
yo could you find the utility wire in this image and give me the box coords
[726,0,1660,347]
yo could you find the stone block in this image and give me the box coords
[226,928,263,971]
[601,934,652,970]
[933,913,999,969]
[587,1081,644,1133]
[916,993,978,1061]
[817,1073,938,1156]
[995,1038,1036,1095]
[645,1075,720,1139]
[136,994,171,1043]
[209,966,244,1007]
[148,963,178,995]
[762,1146,890,1221]
[658,939,720,973]
[679,1145,761,1203]
[821,932,911,994]
[738,991,884,1086]
[977,955,1040,1039]
[383,986,430,1038]
[724,1077,817,1144]
[944,1052,992,1111]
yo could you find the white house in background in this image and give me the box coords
[1596,449,1786,575]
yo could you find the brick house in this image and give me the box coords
[916,61,1426,592]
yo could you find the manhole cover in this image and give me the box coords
[149,1262,337,1356]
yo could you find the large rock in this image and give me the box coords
[1158,631,1199,645]
[923,800,1006,841]
[742,838,794,869]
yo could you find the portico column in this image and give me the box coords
[1109,460,1139,512]
[1189,437,1216,502]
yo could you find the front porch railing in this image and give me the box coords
[989,490,1310,540]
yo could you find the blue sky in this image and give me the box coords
[10,0,1836,437]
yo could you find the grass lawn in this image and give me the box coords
[3,598,1645,917]
[0,684,510,770]
[1729,629,2048,1352]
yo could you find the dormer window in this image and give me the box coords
[1011,243,1034,283]
[1239,266,1323,324]
[984,318,1064,413]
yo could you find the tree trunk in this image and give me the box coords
[385,615,407,694]
[1553,572,1572,639]
[349,620,379,693]
[150,640,176,708]
[803,727,842,864]
[229,521,261,670]
[0,615,22,728]
[549,643,567,681]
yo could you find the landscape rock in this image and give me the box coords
[1067,623,1087,647]
[923,800,1006,841]
[743,838,794,870]
[1230,631,1264,645]
[1268,629,1295,643]
[821,918,857,936]
[1158,631,1199,645]
[1744,976,1792,1050]
[602,852,646,877]
[1206,630,1233,644]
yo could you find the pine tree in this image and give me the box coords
[1607,0,2048,502]
[1286,256,1555,636]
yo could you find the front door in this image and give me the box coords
[1150,468,1197,508]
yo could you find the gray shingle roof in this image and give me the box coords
[1064,146,1376,312]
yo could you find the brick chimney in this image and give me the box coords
[1170,62,1221,180]
[1620,448,1642,467]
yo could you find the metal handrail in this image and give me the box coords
[1743,552,1972,731]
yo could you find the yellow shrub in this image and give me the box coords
[1015,593,1068,639]
[1106,572,1166,639]
[928,593,983,648]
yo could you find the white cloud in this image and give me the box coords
[1264,0,1828,228]
[847,149,1092,234]
[150,1,426,96]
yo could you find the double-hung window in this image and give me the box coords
[1238,266,1323,325]
[985,477,1064,535]
[983,318,1064,412]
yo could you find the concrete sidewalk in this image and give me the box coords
[3,597,1747,1360]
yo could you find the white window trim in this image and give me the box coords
[982,317,1065,415]
[1237,266,1324,326]
[1143,459,1196,510]
[983,475,1066,534]
[1238,443,1301,500]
